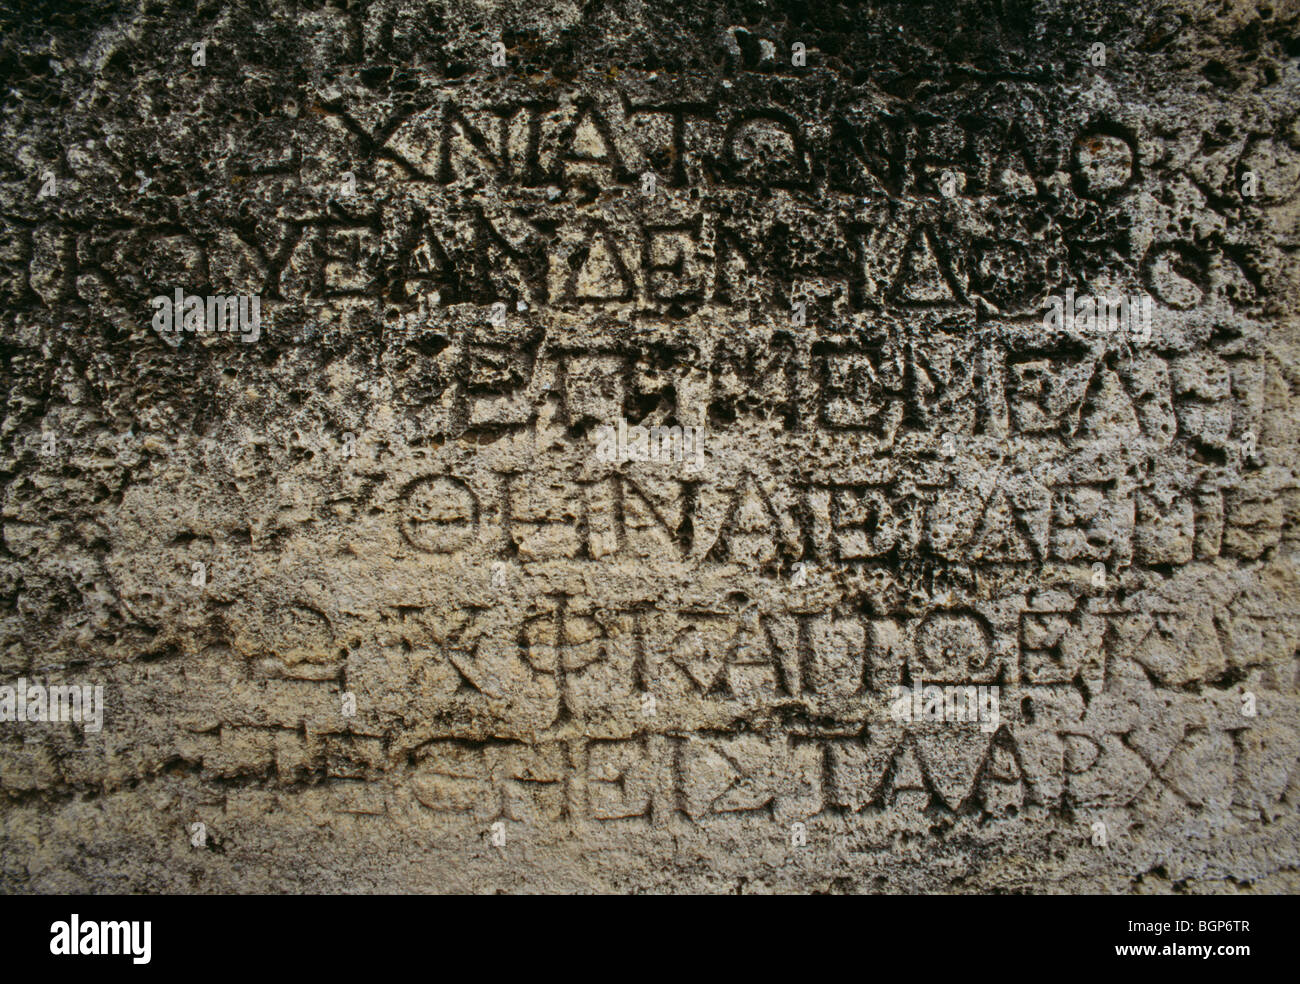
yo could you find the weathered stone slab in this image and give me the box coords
[1,0,1298,894]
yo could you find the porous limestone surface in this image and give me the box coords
[1,0,1299,893]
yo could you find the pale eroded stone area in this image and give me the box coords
[1,0,1299,893]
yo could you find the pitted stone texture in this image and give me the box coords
[1,0,1299,893]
